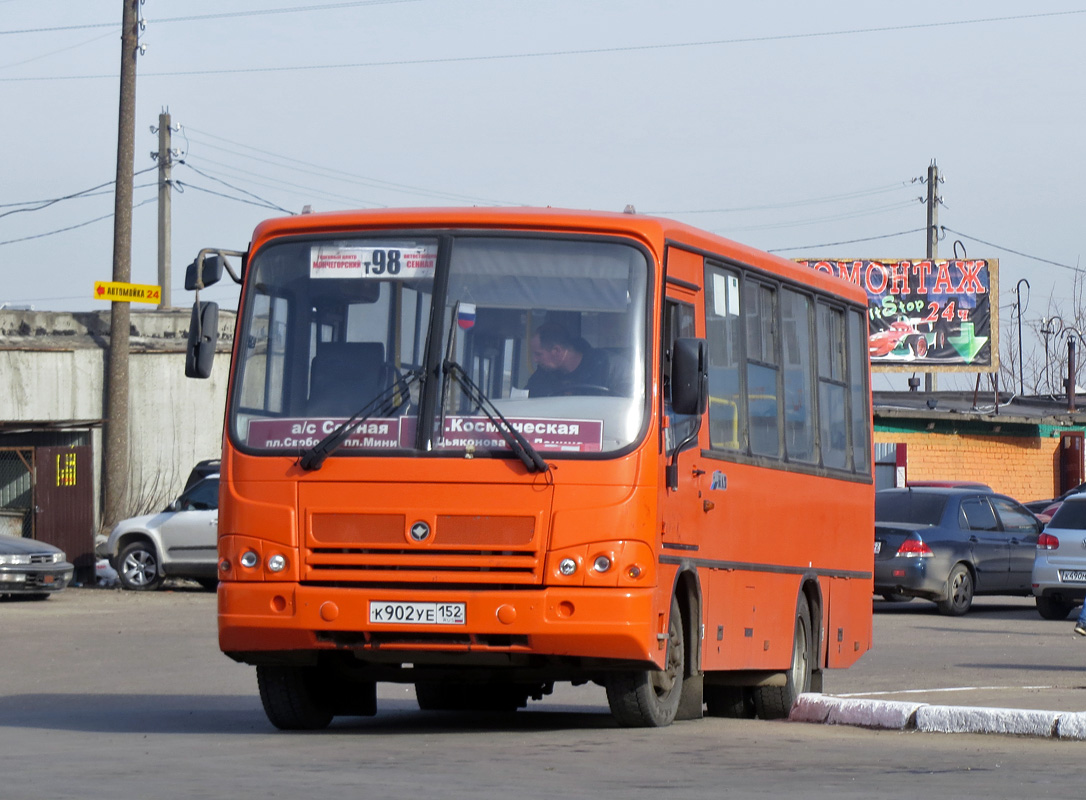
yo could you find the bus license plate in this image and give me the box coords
[1059,570,1086,583]
[369,601,466,625]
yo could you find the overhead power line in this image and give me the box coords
[183,126,519,205]
[767,228,927,253]
[0,196,156,247]
[175,181,295,213]
[648,183,914,215]
[941,226,1084,274]
[0,165,159,217]
[4,9,1084,80]
[178,161,295,214]
[0,1,420,35]
[720,199,918,234]
[182,155,388,209]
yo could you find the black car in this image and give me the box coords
[1022,481,1086,515]
[874,487,1041,615]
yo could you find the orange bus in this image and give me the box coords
[185,206,874,729]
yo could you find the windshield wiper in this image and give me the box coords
[442,359,548,474]
[298,370,421,471]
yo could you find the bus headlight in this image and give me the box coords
[240,550,259,569]
[267,554,287,572]
[592,555,612,573]
[558,558,577,576]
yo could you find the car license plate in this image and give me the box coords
[874,541,882,555]
[369,601,466,625]
[1059,569,1086,583]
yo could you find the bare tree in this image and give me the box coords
[1004,271,1086,398]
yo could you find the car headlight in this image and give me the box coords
[0,554,31,566]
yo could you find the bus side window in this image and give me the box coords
[705,266,743,451]
[782,288,816,463]
[817,303,848,469]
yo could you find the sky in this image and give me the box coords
[3,1,1086,391]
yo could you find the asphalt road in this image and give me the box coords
[2,587,1084,800]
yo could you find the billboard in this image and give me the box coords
[797,259,998,372]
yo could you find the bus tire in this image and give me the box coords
[256,665,334,730]
[753,593,812,720]
[605,595,684,727]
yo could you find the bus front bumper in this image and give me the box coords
[219,582,661,666]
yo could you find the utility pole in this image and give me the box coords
[103,0,141,530]
[924,160,940,393]
[155,110,173,309]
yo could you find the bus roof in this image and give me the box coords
[248,206,867,305]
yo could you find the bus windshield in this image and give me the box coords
[231,233,650,458]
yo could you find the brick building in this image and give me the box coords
[873,390,1086,506]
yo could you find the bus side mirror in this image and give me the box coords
[185,254,225,290]
[186,301,220,379]
[671,337,708,416]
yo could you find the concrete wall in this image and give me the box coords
[0,308,234,526]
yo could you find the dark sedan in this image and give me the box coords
[874,487,1040,615]
[0,534,74,599]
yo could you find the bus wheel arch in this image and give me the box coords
[801,578,825,692]
[673,569,704,721]
[752,587,817,720]
[605,593,685,727]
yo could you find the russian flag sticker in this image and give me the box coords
[457,302,477,330]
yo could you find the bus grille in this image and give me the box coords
[305,512,542,584]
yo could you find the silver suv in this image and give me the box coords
[1032,494,1086,619]
[104,475,219,591]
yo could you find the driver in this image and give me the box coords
[525,322,619,397]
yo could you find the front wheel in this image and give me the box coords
[936,563,974,616]
[753,593,813,719]
[605,596,684,727]
[117,541,164,591]
[256,665,335,730]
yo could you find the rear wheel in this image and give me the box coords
[1036,595,1076,620]
[753,593,813,720]
[605,595,684,727]
[936,563,974,616]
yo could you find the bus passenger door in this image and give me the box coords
[660,249,708,553]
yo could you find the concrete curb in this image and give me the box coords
[790,693,1086,740]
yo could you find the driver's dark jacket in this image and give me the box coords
[525,345,621,397]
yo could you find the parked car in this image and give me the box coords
[907,481,992,491]
[874,487,1041,615]
[104,474,220,591]
[1031,495,1086,620]
[1023,481,1086,516]
[0,533,74,599]
[183,458,220,492]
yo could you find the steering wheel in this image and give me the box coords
[563,383,615,397]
